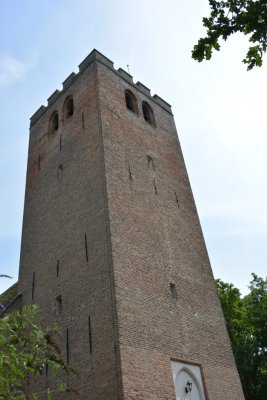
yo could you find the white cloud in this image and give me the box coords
[0,55,28,86]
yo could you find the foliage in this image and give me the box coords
[192,1,267,70]
[216,274,267,400]
[0,305,71,399]
[0,283,18,310]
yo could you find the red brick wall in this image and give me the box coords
[97,60,244,399]
[19,58,121,399]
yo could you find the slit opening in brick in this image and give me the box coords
[88,316,93,354]
[175,192,179,206]
[38,154,41,171]
[31,272,35,301]
[153,179,158,195]
[58,164,63,180]
[128,165,132,181]
[85,234,89,262]
[66,328,69,364]
[147,155,155,171]
[56,260,59,277]
[170,283,177,300]
[81,112,84,130]
[55,295,62,316]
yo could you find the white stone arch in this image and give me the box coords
[171,361,206,400]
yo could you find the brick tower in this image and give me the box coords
[18,50,244,399]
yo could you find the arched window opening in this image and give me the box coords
[142,102,155,126]
[50,112,59,133]
[65,97,74,118]
[125,90,138,114]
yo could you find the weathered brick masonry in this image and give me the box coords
[18,50,245,399]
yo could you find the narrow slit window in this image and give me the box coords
[175,192,179,206]
[147,155,155,171]
[58,164,63,180]
[32,272,35,301]
[66,328,69,364]
[55,295,62,316]
[153,179,158,195]
[59,134,62,151]
[56,260,59,277]
[85,234,89,262]
[88,316,93,354]
[128,165,132,181]
[81,112,85,130]
[38,154,41,171]
[170,283,177,300]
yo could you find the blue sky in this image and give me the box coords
[1,0,266,295]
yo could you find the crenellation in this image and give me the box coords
[79,48,114,73]
[62,72,76,90]
[153,94,172,114]
[47,89,61,106]
[117,68,133,82]
[136,81,151,96]
[30,105,47,127]
[30,49,173,128]
[78,51,96,73]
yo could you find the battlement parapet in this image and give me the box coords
[47,90,60,106]
[153,94,172,113]
[62,72,76,90]
[117,68,133,83]
[30,49,172,127]
[136,81,151,96]
[30,105,47,126]
[79,50,114,73]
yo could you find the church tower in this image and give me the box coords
[18,50,244,399]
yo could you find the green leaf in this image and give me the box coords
[192,0,267,69]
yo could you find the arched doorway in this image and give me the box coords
[171,361,206,400]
